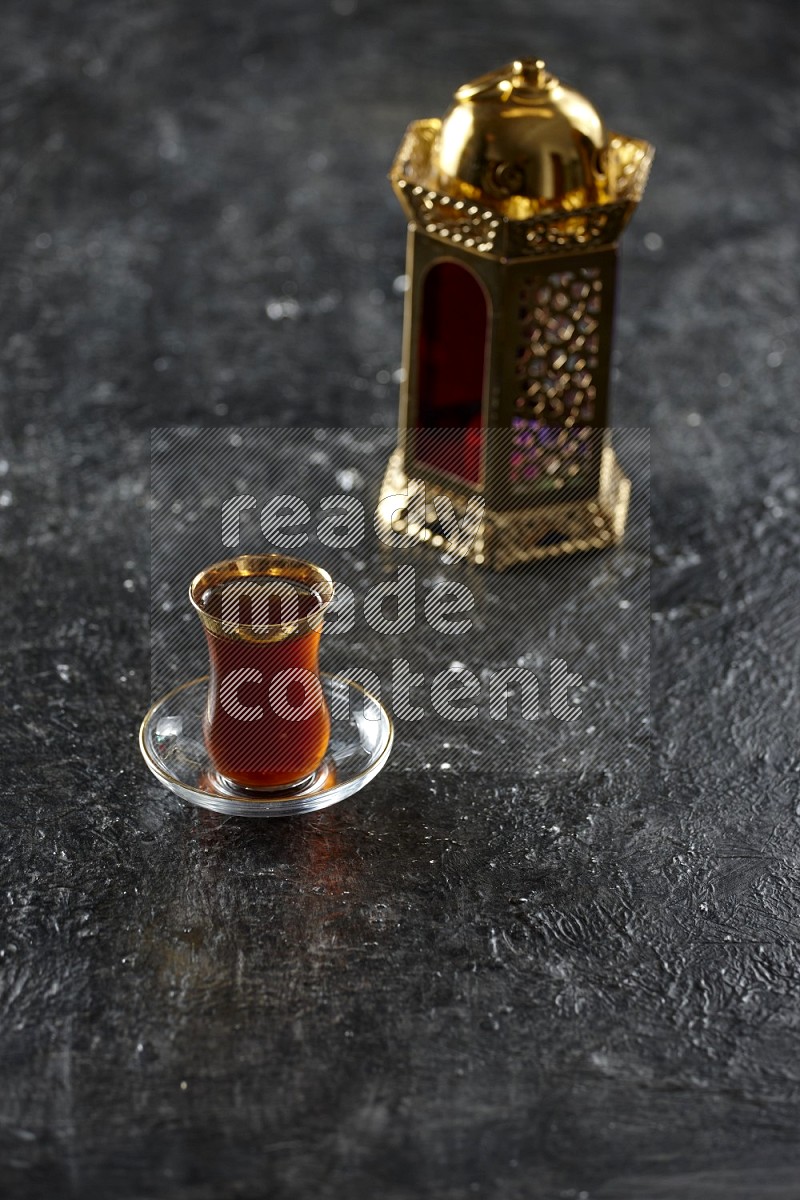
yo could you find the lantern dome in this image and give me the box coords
[390,57,652,257]
[435,59,608,218]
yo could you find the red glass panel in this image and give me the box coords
[415,261,488,485]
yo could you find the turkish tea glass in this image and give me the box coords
[189,554,335,793]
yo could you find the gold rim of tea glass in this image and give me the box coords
[189,553,335,643]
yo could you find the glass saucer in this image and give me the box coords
[139,674,393,818]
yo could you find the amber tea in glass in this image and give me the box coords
[189,554,334,792]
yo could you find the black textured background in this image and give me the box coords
[1,1,799,1197]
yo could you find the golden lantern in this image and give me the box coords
[378,58,654,569]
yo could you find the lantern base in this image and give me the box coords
[378,445,630,571]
